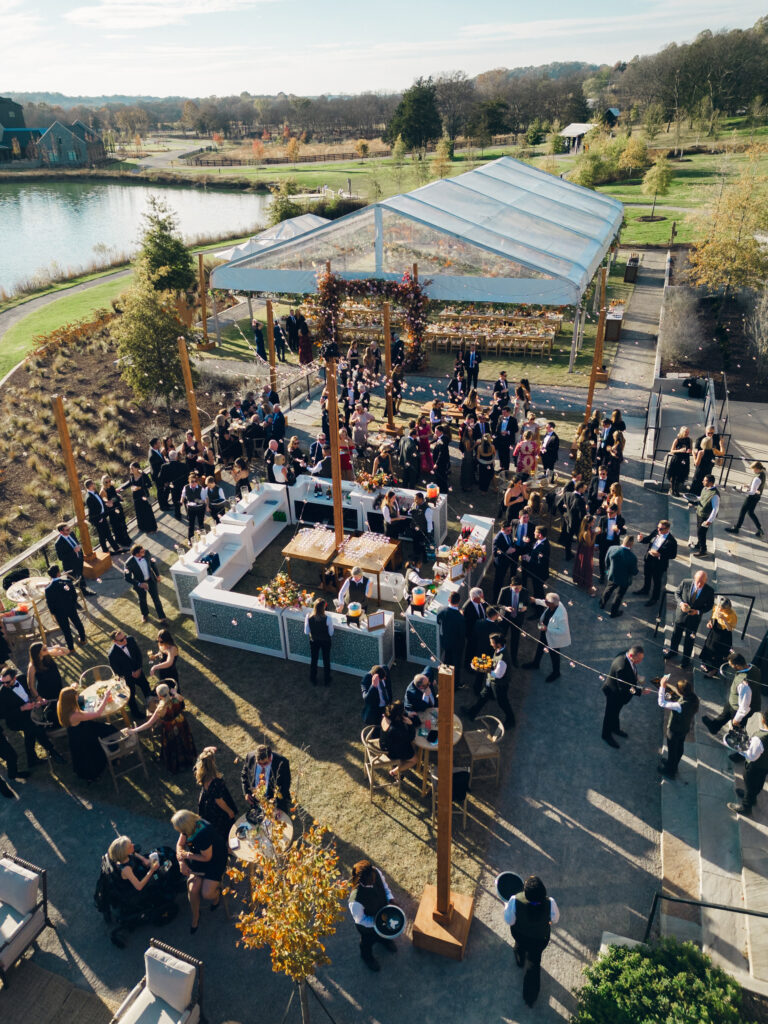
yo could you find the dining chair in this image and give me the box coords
[429,766,471,830]
[99,730,149,795]
[78,665,115,689]
[361,726,401,801]
[30,707,67,777]
[463,715,504,786]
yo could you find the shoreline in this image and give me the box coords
[0,166,269,192]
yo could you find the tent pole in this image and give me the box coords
[568,305,580,373]
[325,358,345,549]
[246,294,253,320]
[584,268,607,421]
[266,299,278,395]
[198,253,208,344]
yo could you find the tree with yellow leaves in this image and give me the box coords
[229,786,349,1024]
[285,136,302,167]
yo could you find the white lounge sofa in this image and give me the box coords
[110,938,205,1024]
[0,853,51,986]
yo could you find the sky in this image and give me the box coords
[1,0,765,98]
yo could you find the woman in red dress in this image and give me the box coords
[417,413,434,473]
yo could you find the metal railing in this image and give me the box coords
[650,444,733,490]
[644,891,768,945]
[720,371,730,436]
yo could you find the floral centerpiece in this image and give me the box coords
[356,470,397,493]
[257,572,314,610]
[448,538,486,569]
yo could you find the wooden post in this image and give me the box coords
[383,302,396,432]
[51,395,112,577]
[198,253,208,344]
[412,262,418,283]
[568,305,580,374]
[584,267,607,421]
[211,292,221,347]
[266,299,278,395]
[246,294,254,320]
[324,358,345,549]
[177,336,203,445]
[412,663,474,959]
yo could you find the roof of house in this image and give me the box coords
[559,123,597,138]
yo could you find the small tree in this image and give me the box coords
[113,261,191,422]
[618,136,649,178]
[230,790,349,1024]
[643,102,665,142]
[391,134,407,192]
[139,197,195,293]
[747,286,768,382]
[355,138,369,160]
[642,156,672,218]
[251,139,264,161]
[410,149,432,187]
[433,135,452,179]
[285,136,301,166]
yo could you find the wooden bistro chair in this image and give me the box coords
[361,726,401,801]
[430,767,471,830]
[99,730,149,795]
[463,715,504,787]
[79,664,115,689]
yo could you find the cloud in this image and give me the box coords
[65,0,276,30]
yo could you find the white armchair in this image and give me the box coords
[110,938,204,1024]
[0,853,51,986]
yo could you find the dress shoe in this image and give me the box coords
[657,766,676,779]
[736,788,745,798]
[602,735,620,748]
[728,802,750,816]
[663,650,676,660]
[615,729,628,738]
[142,616,149,623]
[361,954,380,972]
[545,672,560,683]
[701,715,717,734]
[610,610,623,618]
[643,599,657,608]
[757,530,765,538]
[725,526,739,534]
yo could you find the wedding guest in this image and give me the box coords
[99,474,132,548]
[54,522,94,596]
[202,475,227,523]
[128,461,157,534]
[195,747,237,839]
[172,809,228,933]
[84,479,119,553]
[181,471,206,541]
[305,597,333,686]
[124,544,168,624]
[44,564,86,651]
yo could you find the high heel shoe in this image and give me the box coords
[190,921,200,934]
[210,898,221,912]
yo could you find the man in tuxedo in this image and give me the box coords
[124,544,167,623]
[636,520,678,606]
[664,571,715,667]
[498,581,528,666]
[594,418,614,469]
[447,372,466,404]
[493,371,510,402]
[491,524,517,602]
[273,321,287,361]
[158,451,187,519]
[437,591,465,689]
[510,510,534,560]
[0,666,64,770]
[84,479,119,554]
[44,565,86,652]
[472,413,491,443]
[494,407,518,474]
[463,343,482,389]
[360,665,392,729]
[588,466,610,514]
[404,673,438,716]
[601,645,645,748]
[264,439,281,483]
[54,522,95,596]
[596,503,625,580]
[271,404,286,444]
[285,310,300,353]
[399,429,420,490]
[462,587,488,671]
[107,628,152,719]
[431,426,451,494]
[241,744,292,814]
[148,438,169,509]
[522,526,550,603]
[600,535,638,617]
[539,423,560,483]
[563,483,588,560]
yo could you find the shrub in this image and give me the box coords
[572,939,751,1024]
[659,286,708,365]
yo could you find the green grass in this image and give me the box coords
[0,265,131,315]
[619,208,697,246]
[0,276,133,379]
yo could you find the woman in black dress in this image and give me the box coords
[689,438,715,497]
[27,642,67,728]
[502,475,527,524]
[127,461,157,534]
[57,686,118,782]
[149,630,180,685]
[667,427,692,497]
[379,700,418,780]
[100,474,132,547]
[475,435,497,493]
[172,809,228,933]
[195,747,237,839]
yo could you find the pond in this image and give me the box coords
[0,180,271,295]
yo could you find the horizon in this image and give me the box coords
[1,0,765,98]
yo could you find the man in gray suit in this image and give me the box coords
[599,535,638,618]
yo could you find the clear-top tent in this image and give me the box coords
[211,157,623,308]
[212,212,330,262]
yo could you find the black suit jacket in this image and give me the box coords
[108,637,144,680]
[0,682,31,731]
[436,606,465,661]
[44,577,79,616]
[494,415,518,447]
[673,578,715,627]
[525,539,550,581]
[470,618,502,659]
[124,555,160,589]
[447,377,465,401]
[148,448,167,480]
[498,584,529,628]
[602,653,641,706]
[564,491,587,532]
[85,490,108,524]
[241,751,292,810]
[588,476,610,513]
[596,513,626,547]
[360,671,392,724]
[461,599,488,641]
[493,530,516,568]
[55,532,84,575]
[540,430,560,464]
[462,350,482,372]
[640,529,678,571]
[404,680,438,714]
[509,518,534,554]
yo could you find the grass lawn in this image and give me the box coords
[619,208,697,246]
[0,276,134,379]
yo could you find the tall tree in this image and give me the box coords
[384,77,442,150]
[139,197,195,293]
[434,71,476,139]
[643,102,665,142]
[642,155,672,217]
[112,261,191,422]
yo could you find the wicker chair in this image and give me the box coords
[463,715,504,786]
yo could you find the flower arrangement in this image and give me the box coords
[471,654,493,673]
[448,538,486,569]
[257,572,314,609]
[356,469,397,492]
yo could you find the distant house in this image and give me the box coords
[37,119,104,167]
[0,127,41,162]
[0,97,24,129]
[603,108,621,127]
[559,123,597,152]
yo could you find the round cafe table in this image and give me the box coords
[79,679,132,727]
[413,708,463,796]
[6,577,51,603]
[229,811,294,880]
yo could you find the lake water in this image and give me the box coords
[0,181,271,295]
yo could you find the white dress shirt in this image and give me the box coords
[338,576,372,601]
[744,734,766,763]
[304,614,335,637]
[748,474,763,496]
[349,868,393,928]
[702,492,720,525]
[733,679,753,725]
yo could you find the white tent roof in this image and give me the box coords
[213,213,329,262]
[211,157,623,306]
